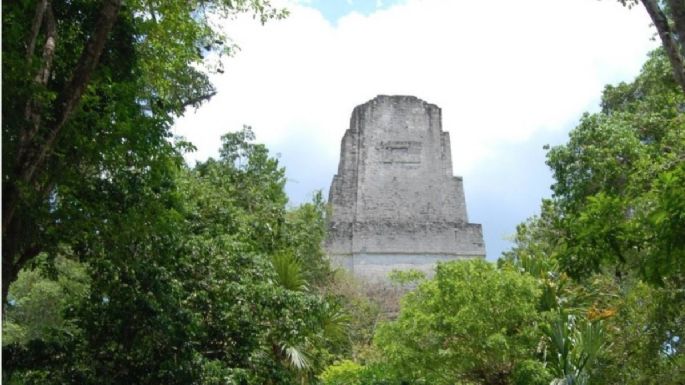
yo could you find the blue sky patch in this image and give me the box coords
[301,0,404,23]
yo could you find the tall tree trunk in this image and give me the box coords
[2,0,123,306]
[25,0,49,61]
[23,3,57,144]
[641,0,685,94]
[17,0,123,192]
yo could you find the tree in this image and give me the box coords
[282,191,331,286]
[177,127,343,383]
[2,256,89,347]
[2,0,285,304]
[3,128,342,385]
[373,260,544,385]
[620,0,685,93]
[546,48,684,285]
[502,47,684,384]
[593,282,685,385]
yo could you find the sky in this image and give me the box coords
[173,0,658,260]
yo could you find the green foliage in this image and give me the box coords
[2,0,286,303]
[590,281,685,385]
[186,127,287,250]
[320,39,684,385]
[324,270,385,361]
[3,256,89,346]
[511,360,553,385]
[374,260,541,385]
[544,312,606,385]
[320,360,403,385]
[283,191,331,285]
[546,49,685,285]
[320,360,365,385]
[388,268,426,286]
[504,213,684,385]
[502,48,685,385]
[272,252,308,291]
[499,199,562,278]
[645,163,685,282]
[5,2,683,383]
[3,128,339,385]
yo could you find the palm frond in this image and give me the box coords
[282,343,311,370]
[321,304,350,342]
[271,253,307,291]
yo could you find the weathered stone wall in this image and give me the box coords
[327,95,485,281]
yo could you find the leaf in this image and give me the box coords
[282,343,311,370]
[271,253,307,291]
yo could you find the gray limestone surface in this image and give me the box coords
[326,95,485,281]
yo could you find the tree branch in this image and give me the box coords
[3,0,123,272]
[667,0,685,58]
[36,5,57,86]
[2,241,41,306]
[25,0,48,61]
[22,3,57,129]
[7,3,60,238]
[641,0,685,94]
[21,0,123,187]
[182,91,217,108]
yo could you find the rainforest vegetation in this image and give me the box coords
[2,0,683,384]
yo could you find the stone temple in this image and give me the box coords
[326,95,485,281]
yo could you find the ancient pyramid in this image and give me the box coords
[327,95,485,281]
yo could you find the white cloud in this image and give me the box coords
[173,0,656,192]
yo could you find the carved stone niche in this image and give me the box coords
[380,141,422,164]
